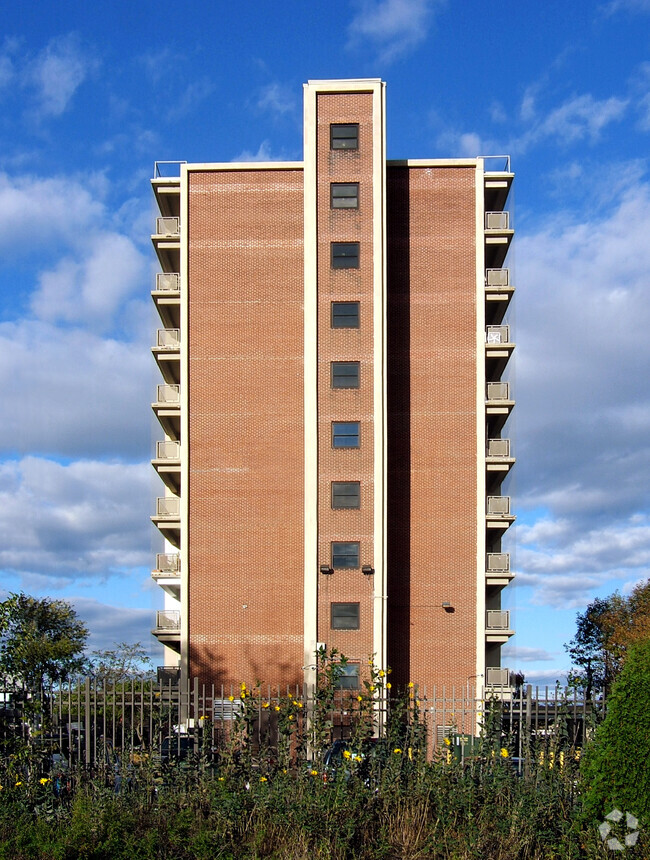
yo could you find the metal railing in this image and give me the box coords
[486,381,510,401]
[485,211,510,230]
[156,329,180,349]
[156,441,180,460]
[486,325,510,344]
[155,216,180,236]
[155,273,181,291]
[155,497,180,518]
[155,610,181,631]
[487,496,511,515]
[485,268,510,286]
[156,553,180,572]
[486,610,511,630]
[156,384,180,404]
[486,438,510,457]
[481,155,511,173]
[486,552,510,572]
[153,161,187,178]
[485,667,510,686]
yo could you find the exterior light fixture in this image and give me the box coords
[320,564,333,575]
[362,565,374,575]
[442,601,454,612]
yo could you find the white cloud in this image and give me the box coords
[0,457,151,582]
[347,0,445,64]
[232,140,279,163]
[168,78,214,121]
[257,82,296,117]
[31,233,147,329]
[501,645,555,663]
[603,0,650,13]
[0,319,152,459]
[25,34,96,118]
[71,597,160,655]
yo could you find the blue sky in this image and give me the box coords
[1,0,650,684]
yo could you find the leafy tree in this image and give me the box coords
[565,579,650,697]
[0,593,88,692]
[580,638,650,823]
[89,641,153,684]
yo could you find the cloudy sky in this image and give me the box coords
[1,0,649,682]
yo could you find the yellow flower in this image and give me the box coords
[228,695,235,702]
[407,681,414,688]
[343,749,352,760]
[369,685,375,692]
[292,700,298,706]
[288,714,294,721]
[415,699,420,707]
[378,670,385,678]
[357,695,363,702]
[274,705,281,712]
[240,682,246,691]
[39,777,50,785]
[443,737,451,747]
[408,747,413,761]
[282,768,287,774]
[15,781,22,787]
[297,702,303,708]
[500,748,509,758]
[393,748,402,754]
[386,682,392,689]
[262,702,269,709]
[218,777,225,782]
[259,776,267,782]
[310,769,318,776]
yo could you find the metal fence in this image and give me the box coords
[0,677,602,769]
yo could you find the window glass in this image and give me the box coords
[331,361,360,389]
[331,242,360,269]
[330,124,359,150]
[331,541,360,569]
[331,482,361,509]
[331,603,360,630]
[332,422,360,448]
[335,663,360,689]
[331,183,359,209]
[331,302,360,329]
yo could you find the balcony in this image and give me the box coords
[152,553,181,599]
[151,217,180,272]
[152,610,181,650]
[486,552,514,588]
[484,666,513,698]
[152,440,181,494]
[152,273,180,329]
[151,496,181,548]
[486,437,515,490]
[486,496,515,533]
[486,325,514,378]
[152,328,180,384]
[483,161,513,211]
[485,381,514,434]
[485,268,514,325]
[151,165,182,217]
[152,384,180,440]
[485,610,514,643]
[484,211,514,268]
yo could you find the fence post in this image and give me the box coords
[84,677,91,766]
[524,684,532,781]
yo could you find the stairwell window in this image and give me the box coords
[331,482,361,509]
[331,183,359,209]
[332,422,360,448]
[331,602,360,630]
[330,123,359,150]
[331,302,360,329]
[331,541,360,569]
[331,242,360,269]
[331,361,360,389]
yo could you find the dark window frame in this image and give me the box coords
[331,301,360,329]
[330,123,359,150]
[331,242,360,269]
[331,481,361,510]
[331,183,359,209]
[331,541,360,569]
[331,361,360,389]
[331,602,360,630]
[332,421,360,449]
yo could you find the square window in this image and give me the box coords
[330,124,359,150]
[335,663,360,689]
[331,603,360,630]
[331,183,359,209]
[331,541,360,569]
[332,481,360,509]
[331,361,360,389]
[331,242,360,269]
[332,421,360,448]
[331,302,360,329]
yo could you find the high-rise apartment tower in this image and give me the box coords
[150,79,515,695]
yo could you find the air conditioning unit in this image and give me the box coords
[156,273,180,291]
[485,268,509,286]
[486,553,510,572]
[485,211,510,230]
[487,496,511,515]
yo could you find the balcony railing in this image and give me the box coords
[486,381,510,401]
[156,384,180,404]
[486,325,510,344]
[153,161,186,178]
[156,441,180,460]
[486,610,510,630]
[155,610,180,631]
[155,217,180,236]
[485,211,510,230]
[155,497,180,518]
[487,496,511,515]
[156,553,180,572]
[156,329,180,349]
[486,553,510,572]
[485,667,510,686]
[485,268,509,287]
[156,273,180,291]
[486,438,510,457]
